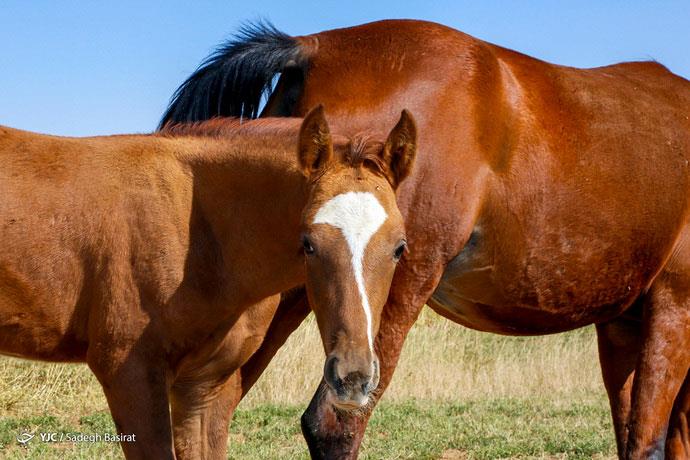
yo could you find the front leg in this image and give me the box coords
[301,261,446,459]
[171,295,282,459]
[88,344,174,460]
[171,372,242,460]
[240,289,311,395]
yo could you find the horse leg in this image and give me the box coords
[88,345,174,459]
[239,289,311,395]
[171,291,310,459]
[301,262,446,459]
[596,305,643,457]
[625,274,690,459]
[666,371,690,458]
[171,294,288,459]
[171,372,241,460]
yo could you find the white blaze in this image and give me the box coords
[313,192,387,352]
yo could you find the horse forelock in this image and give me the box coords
[341,135,388,179]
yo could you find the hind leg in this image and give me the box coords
[625,272,690,459]
[666,371,690,458]
[596,305,643,457]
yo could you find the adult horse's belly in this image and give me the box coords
[429,227,644,336]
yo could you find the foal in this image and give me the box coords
[0,106,416,459]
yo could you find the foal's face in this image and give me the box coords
[297,106,416,410]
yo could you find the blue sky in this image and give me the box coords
[1,1,688,136]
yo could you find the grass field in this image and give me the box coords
[0,308,616,459]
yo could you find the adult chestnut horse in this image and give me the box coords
[161,20,690,459]
[0,107,417,459]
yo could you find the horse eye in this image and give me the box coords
[302,236,315,255]
[393,241,407,261]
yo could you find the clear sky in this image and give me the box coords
[1,1,688,136]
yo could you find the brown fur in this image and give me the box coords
[182,20,690,460]
[0,109,416,459]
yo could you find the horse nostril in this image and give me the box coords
[324,356,343,393]
[361,382,370,395]
[324,355,380,406]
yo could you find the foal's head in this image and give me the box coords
[298,106,416,410]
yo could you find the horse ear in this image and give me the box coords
[382,110,417,188]
[298,105,333,177]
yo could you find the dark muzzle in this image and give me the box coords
[323,355,379,410]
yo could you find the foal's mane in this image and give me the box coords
[158,116,299,139]
[159,118,389,177]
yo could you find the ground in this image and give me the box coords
[0,309,616,459]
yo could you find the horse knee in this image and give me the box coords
[171,373,241,460]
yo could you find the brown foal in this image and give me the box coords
[0,106,417,459]
[162,19,690,459]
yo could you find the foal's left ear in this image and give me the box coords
[382,110,417,188]
[298,104,333,177]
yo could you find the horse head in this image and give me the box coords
[298,105,416,409]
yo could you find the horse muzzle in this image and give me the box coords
[323,355,380,410]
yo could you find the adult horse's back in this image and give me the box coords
[161,20,690,459]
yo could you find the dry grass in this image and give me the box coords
[246,307,604,406]
[0,357,103,421]
[0,308,612,458]
[0,307,605,418]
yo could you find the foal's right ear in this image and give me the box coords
[298,105,333,177]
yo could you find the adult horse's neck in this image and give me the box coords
[167,118,308,308]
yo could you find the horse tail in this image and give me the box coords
[158,21,304,129]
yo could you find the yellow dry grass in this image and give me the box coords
[245,307,603,406]
[0,306,605,420]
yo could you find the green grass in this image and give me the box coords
[362,398,614,459]
[0,309,616,458]
[0,397,615,459]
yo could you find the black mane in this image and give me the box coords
[158,21,300,129]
